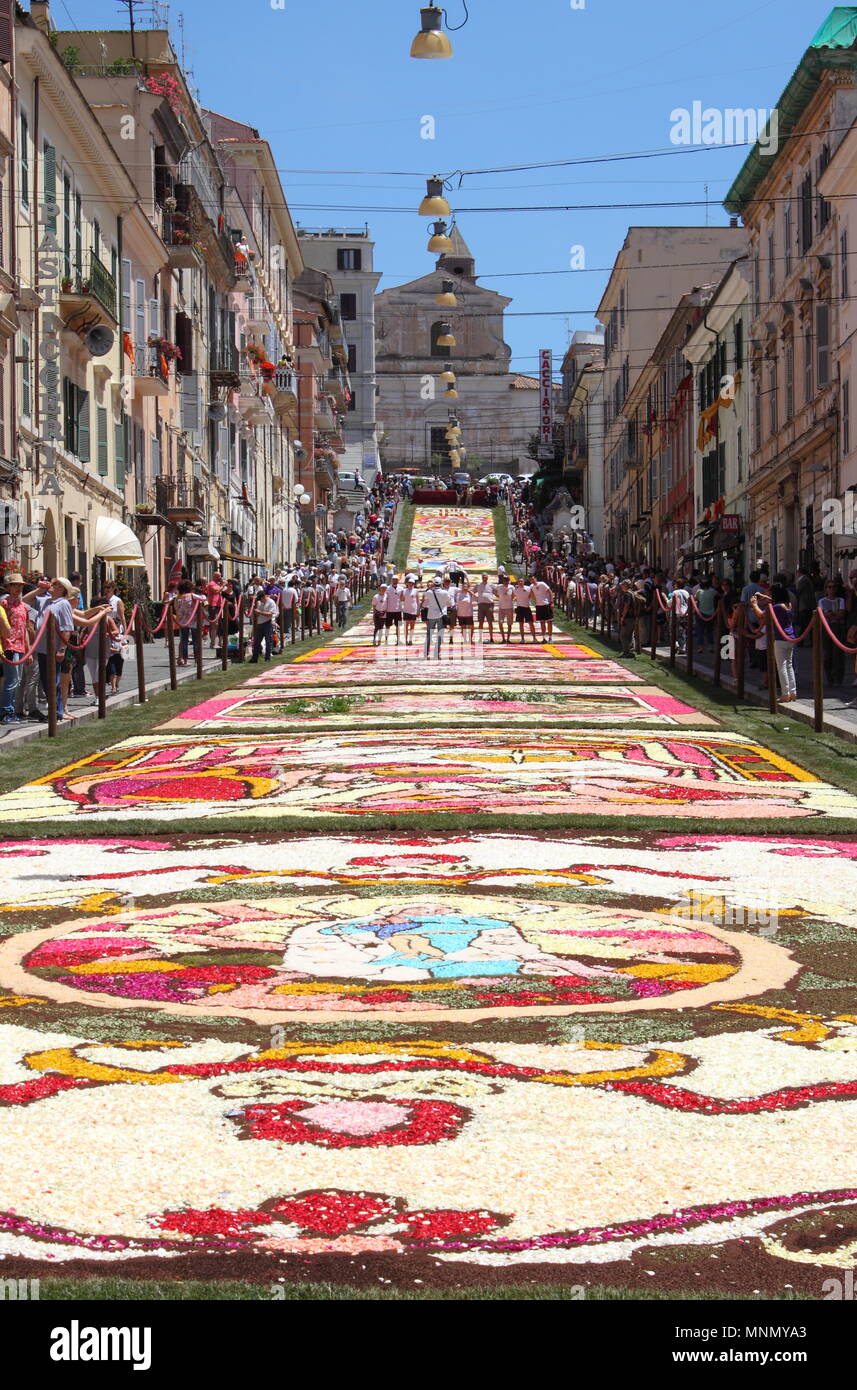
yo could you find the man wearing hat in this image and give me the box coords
[25,576,75,721]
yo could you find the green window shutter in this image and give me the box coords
[114,412,126,489]
[63,375,74,451]
[96,406,108,475]
[77,387,90,462]
[43,142,56,231]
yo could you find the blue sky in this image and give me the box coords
[57,0,837,374]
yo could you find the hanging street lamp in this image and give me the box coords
[419,178,451,217]
[410,6,453,58]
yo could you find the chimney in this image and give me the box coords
[31,2,54,35]
[729,215,739,228]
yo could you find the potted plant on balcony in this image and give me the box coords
[60,276,73,293]
[259,361,276,381]
[156,339,182,363]
[136,502,154,514]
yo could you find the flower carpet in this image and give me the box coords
[2,507,857,1296]
[407,507,497,573]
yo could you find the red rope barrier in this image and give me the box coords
[1,612,51,665]
[817,603,857,654]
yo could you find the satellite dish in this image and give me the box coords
[208,402,228,422]
[85,325,114,357]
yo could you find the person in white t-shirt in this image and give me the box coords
[530,577,554,642]
[475,573,495,643]
[401,578,420,645]
[454,578,476,646]
[495,574,514,643]
[513,578,537,644]
[423,578,452,659]
[384,577,403,645]
[372,585,387,646]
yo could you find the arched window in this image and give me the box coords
[430,321,451,359]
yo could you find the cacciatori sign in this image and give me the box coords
[539,349,553,447]
[37,199,63,487]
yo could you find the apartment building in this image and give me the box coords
[682,264,752,580]
[725,8,857,577]
[597,225,748,562]
[16,5,146,589]
[297,227,380,488]
[293,266,348,560]
[562,331,605,552]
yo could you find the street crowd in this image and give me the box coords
[510,493,857,705]
[0,477,401,730]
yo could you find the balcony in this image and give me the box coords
[59,250,117,325]
[174,182,236,290]
[155,476,207,525]
[272,366,298,411]
[245,296,270,335]
[161,202,202,271]
[132,342,170,397]
[209,340,240,390]
[314,395,336,432]
[233,251,254,294]
[315,450,338,489]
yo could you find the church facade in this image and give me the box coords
[375,229,540,476]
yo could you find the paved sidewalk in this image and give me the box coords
[0,637,226,750]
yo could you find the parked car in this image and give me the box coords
[451,473,471,487]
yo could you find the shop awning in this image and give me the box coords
[219,551,266,565]
[94,516,145,567]
[185,535,221,560]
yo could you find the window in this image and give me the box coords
[753,253,760,317]
[816,303,830,389]
[430,320,450,359]
[768,361,778,435]
[74,192,82,277]
[799,171,813,254]
[844,379,851,457]
[347,344,357,372]
[19,111,28,209]
[114,410,127,490]
[767,230,775,300]
[842,230,850,301]
[784,202,792,277]
[63,174,71,279]
[430,426,451,465]
[63,377,90,461]
[736,426,743,482]
[734,316,743,372]
[816,144,832,230]
[784,341,794,419]
[804,326,813,403]
[42,142,56,232]
[340,292,357,321]
[96,406,108,476]
[337,248,362,271]
[20,334,30,417]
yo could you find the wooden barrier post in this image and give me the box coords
[766,606,777,713]
[669,603,677,668]
[46,614,58,736]
[736,607,746,701]
[279,594,286,652]
[135,606,147,705]
[166,602,177,690]
[97,614,107,719]
[649,601,658,661]
[686,608,694,677]
[812,611,824,733]
[713,604,723,688]
[195,603,204,680]
[221,601,229,671]
[236,597,245,664]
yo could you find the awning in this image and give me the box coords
[94,516,145,567]
[185,535,221,560]
[219,551,266,565]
